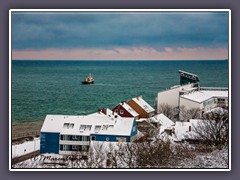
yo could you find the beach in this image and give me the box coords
[12,121,43,144]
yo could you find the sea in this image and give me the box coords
[11,60,229,122]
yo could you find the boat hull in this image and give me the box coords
[82,81,94,85]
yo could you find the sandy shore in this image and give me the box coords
[12,121,43,142]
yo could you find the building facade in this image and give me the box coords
[40,113,137,155]
[112,101,140,119]
[180,89,228,111]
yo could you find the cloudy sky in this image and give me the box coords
[11,11,229,60]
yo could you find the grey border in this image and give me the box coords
[9,9,231,172]
[1,0,240,179]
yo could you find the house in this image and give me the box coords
[127,96,155,118]
[159,119,209,144]
[112,101,140,119]
[149,113,174,128]
[40,113,137,155]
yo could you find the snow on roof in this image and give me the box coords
[87,108,118,118]
[135,118,147,122]
[131,96,155,113]
[204,107,228,115]
[181,90,228,103]
[159,119,207,142]
[41,114,135,136]
[121,102,139,117]
[150,113,174,126]
[173,120,207,141]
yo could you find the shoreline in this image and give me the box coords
[12,121,43,143]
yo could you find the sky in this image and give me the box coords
[11,11,229,60]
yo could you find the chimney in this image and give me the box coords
[102,108,107,115]
[121,101,124,105]
[97,108,101,114]
[137,96,142,100]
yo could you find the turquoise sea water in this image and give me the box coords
[12,60,229,122]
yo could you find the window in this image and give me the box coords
[72,135,78,140]
[69,123,74,129]
[82,145,89,152]
[94,125,101,132]
[85,125,92,131]
[63,123,69,128]
[91,136,96,141]
[218,98,226,102]
[63,135,69,141]
[102,125,108,130]
[82,136,90,141]
[108,125,114,129]
[132,126,136,132]
[106,137,109,141]
[115,109,118,113]
[63,123,74,129]
[79,125,86,131]
[120,110,124,114]
[63,145,68,151]
[72,145,78,150]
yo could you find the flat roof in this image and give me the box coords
[180,90,228,103]
[41,114,135,136]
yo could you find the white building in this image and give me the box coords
[159,119,206,143]
[40,109,138,155]
[157,70,228,113]
[157,83,198,109]
[180,89,228,111]
[149,113,175,127]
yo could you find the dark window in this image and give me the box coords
[72,135,78,140]
[91,136,96,141]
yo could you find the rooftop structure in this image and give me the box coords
[181,90,228,103]
[178,70,200,86]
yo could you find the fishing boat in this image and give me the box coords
[82,73,94,84]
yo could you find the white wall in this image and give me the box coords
[179,97,202,109]
[157,84,194,110]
